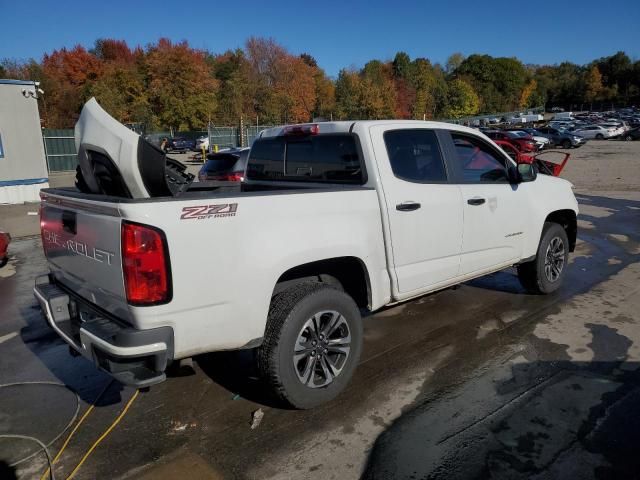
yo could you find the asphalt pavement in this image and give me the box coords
[1,188,639,479]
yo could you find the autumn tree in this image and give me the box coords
[519,79,537,109]
[145,38,217,130]
[583,66,603,108]
[41,46,103,127]
[359,60,396,119]
[86,39,150,125]
[300,54,335,120]
[274,54,317,122]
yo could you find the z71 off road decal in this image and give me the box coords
[180,203,238,220]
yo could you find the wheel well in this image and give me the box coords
[274,257,371,309]
[546,210,577,252]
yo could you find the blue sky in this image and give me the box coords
[1,0,638,76]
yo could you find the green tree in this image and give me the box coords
[443,79,479,118]
[445,53,465,74]
[392,52,412,79]
[456,54,528,112]
[88,66,150,124]
[335,69,363,119]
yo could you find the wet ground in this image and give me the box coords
[1,143,640,479]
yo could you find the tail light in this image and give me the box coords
[121,221,171,305]
[224,172,244,182]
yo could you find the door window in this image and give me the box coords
[451,133,509,183]
[383,129,447,183]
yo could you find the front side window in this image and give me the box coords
[383,129,447,183]
[451,133,509,183]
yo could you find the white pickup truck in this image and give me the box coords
[35,100,578,408]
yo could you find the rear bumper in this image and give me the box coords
[34,274,173,388]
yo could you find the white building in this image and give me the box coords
[0,79,49,204]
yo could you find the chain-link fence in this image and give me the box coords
[207,125,276,150]
[42,129,77,171]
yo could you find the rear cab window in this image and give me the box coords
[246,134,364,184]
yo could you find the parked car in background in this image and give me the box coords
[548,120,575,130]
[510,130,550,149]
[484,130,537,152]
[532,127,586,149]
[0,231,10,267]
[620,127,640,141]
[493,141,571,178]
[198,148,249,182]
[551,107,565,113]
[598,123,625,137]
[570,125,615,140]
[167,137,196,152]
[195,135,209,152]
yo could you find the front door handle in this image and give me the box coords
[467,197,486,206]
[396,202,421,212]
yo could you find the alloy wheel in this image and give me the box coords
[293,310,351,388]
[544,236,565,282]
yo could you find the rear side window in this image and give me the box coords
[247,135,363,184]
[383,129,447,183]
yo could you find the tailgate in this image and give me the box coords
[40,191,132,322]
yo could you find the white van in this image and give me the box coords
[552,112,574,121]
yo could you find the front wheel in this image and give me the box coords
[596,133,604,140]
[624,135,633,141]
[517,222,569,294]
[258,283,363,409]
[561,139,572,149]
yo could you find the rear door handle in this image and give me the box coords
[396,202,421,212]
[467,197,486,206]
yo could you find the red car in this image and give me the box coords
[0,231,10,267]
[493,140,570,177]
[484,130,537,153]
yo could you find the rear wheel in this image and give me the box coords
[517,222,569,294]
[624,134,633,141]
[258,282,363,409]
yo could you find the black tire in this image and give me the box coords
[596,133,604,140]
[517,222,569,294]
[258,282,363,409]
[74,165,91,193]
[561,139,572,149]
[624,135,633,141]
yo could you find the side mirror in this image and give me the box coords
[516,163,537,182]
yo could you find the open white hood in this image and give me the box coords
[74,98,193,198]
